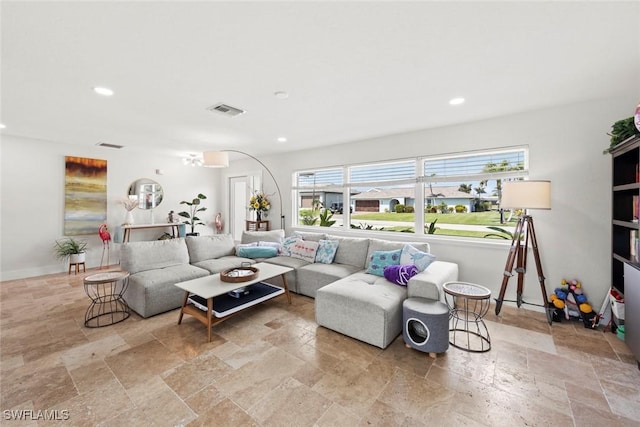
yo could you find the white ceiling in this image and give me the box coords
[2,1,639,160]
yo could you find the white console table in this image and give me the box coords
[115,223,185,243]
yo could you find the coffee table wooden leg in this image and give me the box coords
[281,273,291,304]
[207,297,213,342]
[178,291,189,324]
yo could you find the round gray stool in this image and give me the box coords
[403,297,449,358]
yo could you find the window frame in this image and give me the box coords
[292,146,529,239]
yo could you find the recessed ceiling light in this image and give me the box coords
[93,87,114,96]
[0,124,5,129]
[449,97,465,105]
[274,91,289,99]
[277,137,287,143]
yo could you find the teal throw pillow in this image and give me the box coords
[400,244,436,271]
[366,249,402,276]
[235,242,257,256]
[315,240,339,264]
[237,246,278,259]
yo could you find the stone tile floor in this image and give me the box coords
[1,267,639,426]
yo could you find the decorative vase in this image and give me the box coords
[124,211,134,225]
[256,211,262,221]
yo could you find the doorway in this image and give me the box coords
[228,173,262,242]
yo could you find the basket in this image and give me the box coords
[220,266,259,283]
[610,294,625,321]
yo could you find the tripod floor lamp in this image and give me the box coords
[202,150,285,230]
[494,180,553,324]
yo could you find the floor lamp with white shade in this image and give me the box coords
[494,180,553,324]
[203,150,285,231]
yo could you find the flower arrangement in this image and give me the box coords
[249,192,270,220]
[249,192,271,212]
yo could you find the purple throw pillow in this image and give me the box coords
[384,264,419,286]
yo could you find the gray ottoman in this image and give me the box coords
[403,297,449,358]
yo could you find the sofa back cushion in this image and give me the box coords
[326,235,370,268]
[241,229,285,244]
[365,239,430,269]
[294,231,327,242]
[186,234,236,263]
[121,238,190,274]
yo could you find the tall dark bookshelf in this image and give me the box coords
[610,134,640,369]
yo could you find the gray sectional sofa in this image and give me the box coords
[120,234,253,318]
[120,230,458,349]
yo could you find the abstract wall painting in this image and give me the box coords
[64,156,107,235]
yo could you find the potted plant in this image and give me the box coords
[604,116,640,154]
[54,237,88,264]
[178,193,207,236]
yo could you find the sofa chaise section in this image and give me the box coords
[315,239,459,348]
[121,239,209,318]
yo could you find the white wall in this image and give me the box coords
[0,136,221,280]
[243,96,634,313]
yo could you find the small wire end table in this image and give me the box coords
[83,271,131,328]
[443,281,492,353]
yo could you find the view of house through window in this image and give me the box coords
[293,147,528,239]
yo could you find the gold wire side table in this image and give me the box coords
[443,281,492,352]
[83,271,130,328]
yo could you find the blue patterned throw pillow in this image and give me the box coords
[400,244,436,271]
[366,249,402,276]
[315,240,339,264]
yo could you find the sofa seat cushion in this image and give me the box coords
[263,255,309,270]
[186,234,236,263]
[315,273,408,349]
[262,256,310,294]
[124,264,209,318]
[296,263,363,298]
[121,239,190,274]
[192,255,256,275]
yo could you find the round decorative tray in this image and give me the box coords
[220,266,259,283]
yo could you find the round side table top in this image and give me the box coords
[84,271,130,284]
[443,281,491,299]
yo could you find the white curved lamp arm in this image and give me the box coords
[218,150,285,230]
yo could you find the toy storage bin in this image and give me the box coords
[610,293,625,326]
[610,294,625,319]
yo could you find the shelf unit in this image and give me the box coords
[245,220,270,232]
[610,134,640,369]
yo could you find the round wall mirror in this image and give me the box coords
[128,178,163,210]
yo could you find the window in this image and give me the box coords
[293,147,528,239]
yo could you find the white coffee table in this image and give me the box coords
[175,262,293,342]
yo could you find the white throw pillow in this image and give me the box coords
[289,240,320,263]
[400,244,436,272]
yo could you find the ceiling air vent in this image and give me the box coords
[207,103,246,117]
[96,142,124,149]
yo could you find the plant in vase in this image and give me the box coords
[178,193,207,236]
[249,192,270,221]
[54,237,88,264]
[120,197,138,225]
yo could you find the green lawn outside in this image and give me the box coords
[358,226,509,239]
[351,211,517,226]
